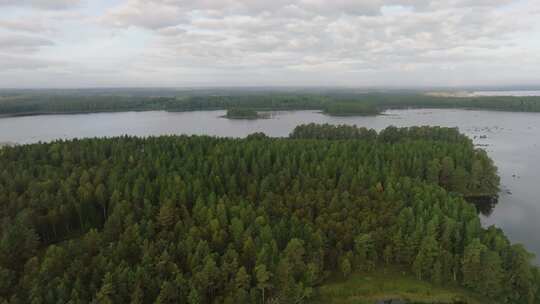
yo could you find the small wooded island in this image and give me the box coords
[0,124,536,303]
[322,102,380,116]
[225,108,265,119]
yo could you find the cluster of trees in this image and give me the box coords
[0,125,536,303]
[290,124,499,197]
[3,90,540,118]
[225,109,261,119]
[322,102,379,116]
[290,123,472,143]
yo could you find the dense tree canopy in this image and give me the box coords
[0,124,536,303]
[322,102,380,116]
[225,108,261,119]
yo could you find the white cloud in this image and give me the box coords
[0,54,62,70]
[0,0,82,10]
[0,0,539,87]
[0,19,52,33]
[0,35,54,53]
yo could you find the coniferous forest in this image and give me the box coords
[0,124,538,303]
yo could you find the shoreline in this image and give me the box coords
[2,104,540,120]
[0,141,15,148]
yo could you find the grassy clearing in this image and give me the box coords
[312,267,487,304]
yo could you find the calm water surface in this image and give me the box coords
[1,109,539,261]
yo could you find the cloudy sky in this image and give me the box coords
[0,0,539,88]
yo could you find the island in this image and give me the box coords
[224,108,265,119]
[322,102,380,116]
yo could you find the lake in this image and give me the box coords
[1,109,539,262]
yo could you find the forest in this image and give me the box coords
[2,90,540,117]
[0,124,536,304]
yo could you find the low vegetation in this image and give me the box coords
[313,267,485,304]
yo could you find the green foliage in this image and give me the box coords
[340,258,352,278]
[225,108,260,119]
[314,267,487,304]
[255,264,271,303]
[322,102,379,116]
[0,125,535,303]
[3,90,540,117]
[354,234,376,271]
[0,92,327,116]
[290,124,499,197]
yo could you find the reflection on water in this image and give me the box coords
[1,108,540,262]
[467,195,499,217]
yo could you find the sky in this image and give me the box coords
[0,0,539,88]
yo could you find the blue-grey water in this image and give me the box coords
[1,109,539,262]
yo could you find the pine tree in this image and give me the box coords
[340,257,351,278]
[158,200,177,228]
[235,266,250,291]
[255,264,271,304]
[354,234,376,271]
[426,159,440,184]
[480,251,503,299]
[462,238,485,290]
[130,283,144,304]
[412,236,439,281]
[95,272,114,304]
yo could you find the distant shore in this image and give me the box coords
[426,90,540,98]
[2,91,540,121]
[0,142,15,147]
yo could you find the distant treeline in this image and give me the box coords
[354,93,540,112]
[1,125,534,304]
[0,95,171,115]
[1,91,540,117]
[0,94,326,116]
[168,95,327,112]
